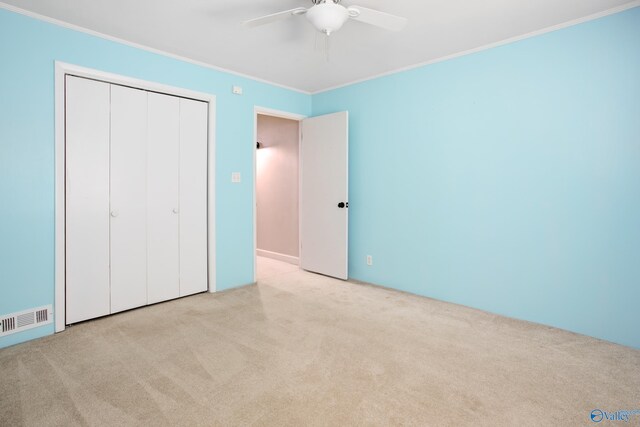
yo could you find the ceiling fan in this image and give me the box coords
[243,0,408,36]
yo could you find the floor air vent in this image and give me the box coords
[0,305,53,337]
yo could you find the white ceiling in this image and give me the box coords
[2,0,636,93]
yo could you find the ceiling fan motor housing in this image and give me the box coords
[305,1,349,35]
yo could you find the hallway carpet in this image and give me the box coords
[1,257,639,426]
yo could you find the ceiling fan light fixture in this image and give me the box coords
[243,1,407,36]
[305,2,349,35]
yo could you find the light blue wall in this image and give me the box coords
[0,8,311,348]
[313,7,640,348]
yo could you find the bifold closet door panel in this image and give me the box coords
[179,98,208,296]
[147,92,180,304]
[65,76,111,324]
[110,85,148,313]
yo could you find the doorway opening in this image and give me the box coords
[253,107,349,283]
[254,108,304,282]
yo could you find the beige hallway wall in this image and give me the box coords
[256,114,299,257]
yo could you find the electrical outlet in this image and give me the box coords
[231,172,241,183]
[366,255,373,266]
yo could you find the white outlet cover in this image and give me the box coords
[231,172,241,183]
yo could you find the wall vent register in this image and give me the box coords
[0,306,53,337]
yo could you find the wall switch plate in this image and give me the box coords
[231,172,241,183]
[232,86,243,95]
[366,255,373,266]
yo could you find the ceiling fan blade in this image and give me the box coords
[347,6,407,32]
[243,7,307,28]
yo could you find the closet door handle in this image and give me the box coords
[110,210,119,218]
[173,208,180,214]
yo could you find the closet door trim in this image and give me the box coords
[54,62,217,333]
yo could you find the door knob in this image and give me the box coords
[338,202,345,208]
[173,208,179,214]
[110,210,119,217]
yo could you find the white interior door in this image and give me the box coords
[65,76,111,323]
[300,111,349,280]
[147,92,180,304]
[179,98,209,296]
[110,85,148,313]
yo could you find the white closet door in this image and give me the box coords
[110,85,148,313]
[147,92,180,304]
[179,98,208,296]
[65,76,111,324]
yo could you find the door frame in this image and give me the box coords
[54,62,217,333]
[253,107,306,282]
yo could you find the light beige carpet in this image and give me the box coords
[1,256,639,426]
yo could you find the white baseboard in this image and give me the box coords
[257,249,299,265]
